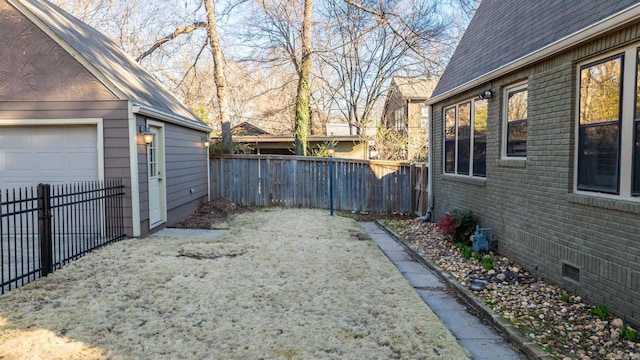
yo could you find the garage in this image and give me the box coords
[0,125,99,190]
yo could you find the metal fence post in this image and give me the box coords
[38,184,53,276]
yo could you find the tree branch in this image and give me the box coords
[136,21,208,62]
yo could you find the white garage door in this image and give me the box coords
[0,125,99,190]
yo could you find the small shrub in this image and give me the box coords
[460,245,472,259]
[482,256,494,270]
[436,209,478,246]
[590,304,609,321]
[560,294,570,303]
[620,325,639,341]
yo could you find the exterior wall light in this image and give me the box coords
[478,90,492,100]
[139,125,153,144]
[201,136,210,147]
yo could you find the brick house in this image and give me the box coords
[428,0,640,323]
[382,77,435,161]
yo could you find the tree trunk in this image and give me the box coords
[204,0,232,154]
[294,0,313,156]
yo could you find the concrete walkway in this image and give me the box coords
[359,222,527,360]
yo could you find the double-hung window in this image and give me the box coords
[504,83,528,158]
[443,99,487,177]
[576,46,639,198]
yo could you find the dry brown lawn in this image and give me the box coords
[0,208,467,359]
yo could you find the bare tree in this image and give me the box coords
[317,0,447,135]
[293,0,313,155]
[204,0,232,153]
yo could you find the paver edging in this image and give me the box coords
[374,220,553,360]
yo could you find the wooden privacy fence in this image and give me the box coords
[210,155,428,214]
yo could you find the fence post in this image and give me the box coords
[38,184,53,277]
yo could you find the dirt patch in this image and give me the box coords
[171,197,253,229]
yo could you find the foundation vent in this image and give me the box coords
[562,263,580,283]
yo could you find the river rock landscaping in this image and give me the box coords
[382,218,640,360]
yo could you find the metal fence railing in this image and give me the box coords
[1,179,126,294]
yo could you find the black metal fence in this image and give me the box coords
[1,179,126,294]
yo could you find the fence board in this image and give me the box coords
[210,155,427,214]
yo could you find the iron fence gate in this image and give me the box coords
[1,179,126,294]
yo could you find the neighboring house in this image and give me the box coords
[0,0,211,237]
[226,123,371,159]
[428,0,640,324]
[382,77,435,161]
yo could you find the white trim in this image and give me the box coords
[428,4,640,105]
[574,46,638,200]
[502,82,528,160]
[132,105,211,132]
[8,0,127,100]
[0,118,105,181]
[146,119,167,228]
[128,103,142,237]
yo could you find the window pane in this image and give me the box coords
[474,100,488,177]
[507,88,527,157]
[580,57,621,125]
[444,108,456,173]
[506,120,527,157]
[578,123,619,193]
[457,103,471,175]
[508,89,527,122]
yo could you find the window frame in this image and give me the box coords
[502,82,528,160]
[574,46,638,201]
[442,98,487,178]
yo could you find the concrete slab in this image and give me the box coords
[371,237,406,252]
[437,310,496,339]
[404,272,445,289]
[383,250,413,262]
[153,228,227,239]
[415,290,466,311]
[460,339,522,360]
[394,260,432,274]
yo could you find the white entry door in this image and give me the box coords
[147,125,166,228]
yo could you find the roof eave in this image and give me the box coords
[133,105,211,132]
[428,3,640,105]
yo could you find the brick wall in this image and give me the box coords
[431,23,640,324]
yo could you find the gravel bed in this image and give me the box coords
[383,219,640,360]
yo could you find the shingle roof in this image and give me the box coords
[391,77,436,100]
[432,0,640,99]
[14,0,208,130]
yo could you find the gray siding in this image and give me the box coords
[137,116,208,234]
[0,100,134,236]
[431,24,640,324]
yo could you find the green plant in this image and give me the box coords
[460,245,472,259]
[620,325,639,341]
[482,256,494,270]
[472,252,483,261]
[436,209,478,246]
[310,140,338,157]
[590,304,609,321]
[455,242,464,250]
[560,294,571,303]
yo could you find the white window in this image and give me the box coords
[503,82,528,158]
[576,45,639,199]
[443,99,487,177]
[420,105,429,129]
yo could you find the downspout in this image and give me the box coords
[427,103,434,221]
